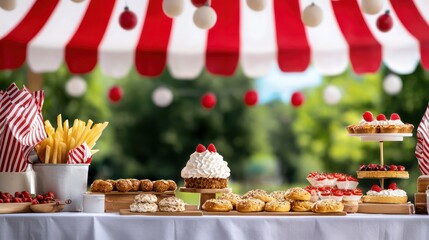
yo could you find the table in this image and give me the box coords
[1,213,429,240]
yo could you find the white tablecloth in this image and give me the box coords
[1,213,429,240]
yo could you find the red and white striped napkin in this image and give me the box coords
[67,142,92,164]
[0,83,46,172]
[416,103,429,175]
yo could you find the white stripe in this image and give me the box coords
[414,0,429,25]
[167,0,206,80]
[27,0,90,73]
[300,0,349,76]
[0,0,36,39]
[359,0,419,74]
[240,0,276,78]
[99,0,149,78]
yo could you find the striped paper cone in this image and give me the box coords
[0,83,46,172]
[67,142,92,164]
[416,103,429,175]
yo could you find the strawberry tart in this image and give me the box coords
[336,176,359,190]
[347,111,414,134]
[362,183,408,204]
[357,164,409,179]
[181,144,230,189]
[306,172,344,187]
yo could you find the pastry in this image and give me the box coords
[130,202,158,213]
[342,189,363,202]
[129,179,141,191]
[218,192,241,208]
[140,179,154,192]
[336,176,359,190]
[357,164,408,179]
[304,187,319,202]
[181,144,230,189]
[270,191,288,202]
[90,179,102,192]
[242,189,275,203]
[264,200,291,212]
[158,197,185,212]
[362,183,408,204]
[236,198,265,212]
[202,199,233,212]
[167,180,177,191]
[291,200,314,212]
[312,199,344,213]
[90,180,113,193]
[153,180,170,192]
[306,172,343,187]
[116,179,133,192]
[379,113,413,133]
[134,193,157,203]
[285,187,311,201]
[106,179,117,191]
[353,111,378,133]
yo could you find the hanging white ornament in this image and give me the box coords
[361,0,383,15]
[65,76,87,97]
[323,85,342,105]
[193,6,217,30]
[163,0,184,18]
[152,86,173,107]
[302,3,323,27]
[0,0,16,11]
[246,0,266,12]
[383,74,402,95]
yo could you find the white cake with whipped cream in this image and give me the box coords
[181,143,230,189]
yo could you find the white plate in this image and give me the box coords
[348,133,412,142]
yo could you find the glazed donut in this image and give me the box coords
[312,199,344,213]
[285,187,311,201]
[264,200,291,212]
[153,180,170,192]
[116,179,133,192]
[236,198,265,212]
[202,199,233,212]
[140,179,153,192]
[291,200,314,212]
[218,193,242,209]
[242,189,275,203]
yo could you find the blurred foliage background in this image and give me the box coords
[1,65,429,202]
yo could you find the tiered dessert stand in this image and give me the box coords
[179,187,232,209]
[349,133,414,214]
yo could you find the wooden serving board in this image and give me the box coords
[119,209,203,216]
[357,203,414,214]
[202,210,347,216]
[0,203,32,214]
[179,188,232,194]
[88,191,176,195]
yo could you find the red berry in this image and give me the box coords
[119,7,137,30]
[347,176,357,182]
[24,198,32,202]
[14,192,22,198]
[4,199,10,203]
[41,201,47,204]
[0,199,3,203]
[377,10,393,32]
[45,192,55,198]
[196,144,206,153]
[36,194,44,201]
[363,111,374,122]
[398,165,405,171]
[333,190,343,196]
[376,114,387,121]
[243,90,258,106]
[390,113,401,121]
[390,165,397,171]
[31,199,39,205]
[352,189,363,195]
[388,182,397,190]
[326,174,334,180]
[21,191,31,198]
[371,185,382,192]
[207,143,217,152]
[201,93,217,109]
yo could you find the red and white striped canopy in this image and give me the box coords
[1,0,429,79]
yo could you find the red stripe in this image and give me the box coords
[390,0,429,70]
[65,0,115,74]
[0,0,59,70]
[331,0,381,74]
[206,0,240,76]
[273,0,310,72]
[135,0,172,77]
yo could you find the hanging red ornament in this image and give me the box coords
[108,86,123,103]
[244,90,258,106]
[201,93,216,109]
[191,0,208,7]
[291,91,305,107]
[376,10,393,32]
[119,7,137,30]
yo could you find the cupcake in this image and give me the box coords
[354,111,378,134]
[336,176,359,190]
[181,144,230,189]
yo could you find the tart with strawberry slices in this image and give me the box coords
[181,144,230,189]
[357,164,409,179]
[362,183,408,204]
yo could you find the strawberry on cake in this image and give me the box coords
[181,144,230,189]
[362,183,408,204]
[352,111,378,134]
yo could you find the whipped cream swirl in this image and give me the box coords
[388,119,404,126]
[181,150,230,179]
[366,189,407,197]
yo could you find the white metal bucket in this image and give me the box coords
[0,170,34,194]
[33,164,89,212]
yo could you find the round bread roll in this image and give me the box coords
[291,200,314,212]
[202,199,233,212]
[242,189,275,203]
[153,180,170,192]
[270,191,288,202]
[312,199,344,213]
[134,193,158,204]
[130,202,158,213]
[236,198,265,212]
[90,180,113,193]
[90,179,102,192]
[129,179,141,191]
[116,179,133,192]
[362,195,408,204]
[158,197,185,212]
[105,179,117,191]
[264,200,291,212]
[285,187,311,201]
[218,193,241,209]
[167,180,177,191]
[140,179,153,192]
